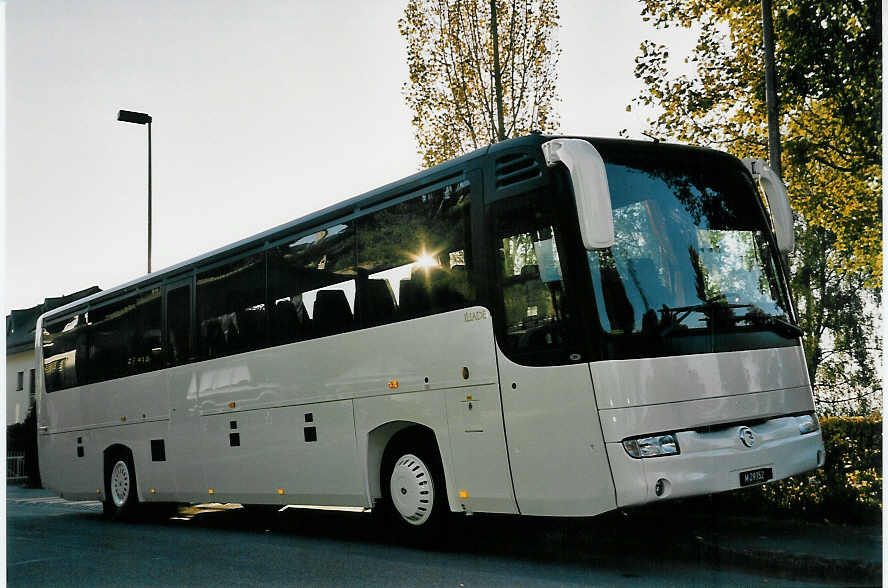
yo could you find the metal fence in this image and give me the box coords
[7,451,28,484]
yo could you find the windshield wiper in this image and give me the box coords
[748,315,804,338]
[656,302,752,337]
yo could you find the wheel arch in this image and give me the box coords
[366,421,445,506]
[103,443,140,502]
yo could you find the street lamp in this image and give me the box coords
[117,109,153,273]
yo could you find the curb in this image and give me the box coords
[690,535,881,585]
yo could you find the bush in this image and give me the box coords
[724,415,881,525]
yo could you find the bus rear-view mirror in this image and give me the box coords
[541,138,615,250]
[743,158,794,253]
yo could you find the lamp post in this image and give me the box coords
[117,109,153,273]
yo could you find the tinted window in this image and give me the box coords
[167,282,192,366]
[493,193,577,365]
[88,289,163,382]
[43,311,88,392]
[585,143,798,359]
[268,222,357,342]
[197,254,267,360]
[356,181,473,325]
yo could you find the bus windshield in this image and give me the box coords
[586,143,797,359]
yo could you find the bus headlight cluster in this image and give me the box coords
[795,414,819,435]
[622,433,680,458]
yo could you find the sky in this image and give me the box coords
[5,0,697,312]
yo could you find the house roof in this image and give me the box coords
[6,286,101,355]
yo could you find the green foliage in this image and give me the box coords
[632,0,882,413]
[400,0,560,167]
[725,416,881,524]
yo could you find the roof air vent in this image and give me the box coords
[495,153,541,190]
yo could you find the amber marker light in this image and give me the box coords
[388,380,399,389]
[228,402,236,408]
[458,491,469,499]
[208,488,215,495]
[151,488,157,494]
[278,488,285,495]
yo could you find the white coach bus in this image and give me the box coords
[36,135,824,534]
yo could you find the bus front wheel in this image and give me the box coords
[103,453,139,520]
[380,437,447,541]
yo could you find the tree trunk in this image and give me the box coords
[490,0,507,141]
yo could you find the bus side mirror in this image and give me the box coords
[542,139,615,250]
[743,158,794,253]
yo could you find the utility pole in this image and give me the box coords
[490,0,506,141]
[761,0,782,178]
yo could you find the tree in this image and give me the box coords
[630,0,881,413]
[400,0,560,167]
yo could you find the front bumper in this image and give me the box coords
[607,416,825,507]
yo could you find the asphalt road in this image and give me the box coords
[7,487,832,587]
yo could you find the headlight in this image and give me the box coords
[795,414,819,435]
[623,433,680,458]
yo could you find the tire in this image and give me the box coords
[380,436,448,543]
[103,452,139,520]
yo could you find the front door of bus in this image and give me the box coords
[164,278,205,500]
[490,194,616,516]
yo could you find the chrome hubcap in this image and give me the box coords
[389,453,434,526]
[110,460,130,507]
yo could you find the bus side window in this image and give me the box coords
[42,316,85,392]
[167,283,192,366]
[268,222,357,342]
[196,253,267,360]
[356,181,473,326]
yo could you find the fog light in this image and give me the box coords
[623,433,680,458]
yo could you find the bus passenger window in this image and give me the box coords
[167,284,191,366]
[267,222,357,342]
[42,313,87,392]
[197,253,267,360]
[356,181,473,325]
[90,289,162,381]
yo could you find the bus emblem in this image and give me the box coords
[738,426,757,448]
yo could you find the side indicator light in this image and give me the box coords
[458,490,469,499]
[228,402,236,408]
[208,488,215,495]
[388,380,399,389]
[151,488,157,494]
[278,488,285,495]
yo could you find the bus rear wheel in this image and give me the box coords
[103,453,139,520]
[380,438,447,542]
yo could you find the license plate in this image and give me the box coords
[739,467,773,487]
